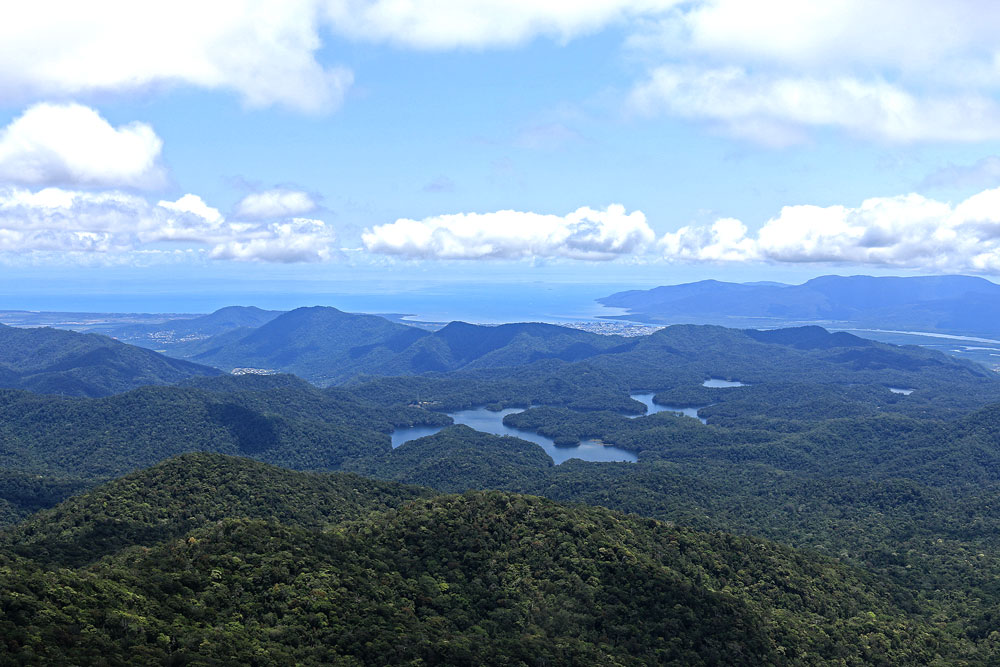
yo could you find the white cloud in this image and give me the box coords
[0,103,165,188]
[627,1,1000,144]
[659,187,1000,273]
[0,1,352,112]
[236,189,317,218]
[629,66,1000,145]
[661,0,999,78]
[363,204,654,260]
[210,217,334,262]
[0,1,683,112]
[0,186,336,261]
[660,217,757,262]
[324,0,678,49]
[158,194,224,224]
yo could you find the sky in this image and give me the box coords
[4,1,1000,311]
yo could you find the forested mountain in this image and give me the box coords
[0,324,220,397]
[348,324,1000,416]
[5,320,1000,662]
[0,454,974,665]
[0,375,448,483]
[104,306,283,350]
[342,407,1000,659]
[599,274,1000,335]
[178,306,430,382]
[169,302,999,404]
[2,453,431,567]
[176,306,629,384]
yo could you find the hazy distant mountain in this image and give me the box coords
[179,306,629,384]
[599,275,1000,334]
[0,324,220,397]
[178,306,428,383]
[106,305,283,350]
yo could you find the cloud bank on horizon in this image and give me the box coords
[2,2,1000,273]
[0,187,335,262]
[363,205,654,261]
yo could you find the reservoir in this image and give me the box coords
[703,378,747,388]
[390,425,447,448]
[390,406,638,463]
[629,392,708,424]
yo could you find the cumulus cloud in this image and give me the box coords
[659,187,1000,272]
[629,66,1000,145]
[0,103,165,188]
[0,2,352,112]
[210,218,334,262]
[363,204,654,260]
[236,189,317,218]
[659,0,999,78]
[660,217,757,262]
[0,186,336,261]
[627,1,1000,144]
[324,0,678,49]
[0,1,684,112]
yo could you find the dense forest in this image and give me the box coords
[5,318,1000,662]
[0,454,984,665]
[0,323,220,397]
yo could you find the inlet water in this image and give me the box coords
[390,406,638,463]
[703,378,747,388]
[390,425,446,448]
[629,392,708,425]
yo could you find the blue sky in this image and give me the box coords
[4,1,1000,311]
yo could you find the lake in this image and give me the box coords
[390,425,447,448]
[629,392,708,424]
[390,406,638,464]
[703,378,747,388]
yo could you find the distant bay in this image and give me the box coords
[0,282,638,325]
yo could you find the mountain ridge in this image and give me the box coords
[178,306,629,384]
[598,274,1000,335]
[0,324,221,397]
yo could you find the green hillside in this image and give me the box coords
[0,376,449,481]
[183,306,431,383]
[349,325,1000,417]
[106,306,284,350]
[0,454,971,665]
[2,453,431,567]
[0,324,221,397]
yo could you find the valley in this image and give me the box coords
[5,280,1000,663]
[7,4,1000,662]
